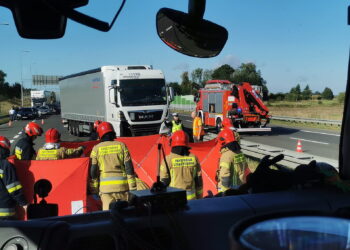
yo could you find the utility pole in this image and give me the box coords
[21,50,30,107]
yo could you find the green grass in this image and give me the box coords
[270,119,341,131]
[268,99,343,121]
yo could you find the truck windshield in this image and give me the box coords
[119,78,167,106]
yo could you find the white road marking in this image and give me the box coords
[63,125,68,128]
[18,132,22,135]
[300,130,340,137]
[14,135,19,139]
[290,137,329,145]
[185,120,192,122]
[10,140,14,143]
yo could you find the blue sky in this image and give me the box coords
[0,0,348,94]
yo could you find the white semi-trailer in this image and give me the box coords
[31,90,51,107]
[59,65,174,137]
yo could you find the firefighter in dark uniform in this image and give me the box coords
[160,130,203,200]
[0,136,27,219]
[13,122,43,160]
[90,122,136,210]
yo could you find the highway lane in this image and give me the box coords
[0,115,89,152]
[177,113,340,160]
[0,114,340,161]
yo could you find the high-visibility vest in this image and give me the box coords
[193,117,205,137]
[171,120,183,133]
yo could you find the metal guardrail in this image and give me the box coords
[272,116,342,126]
[204,132,338,169]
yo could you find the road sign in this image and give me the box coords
[32,75,63,85]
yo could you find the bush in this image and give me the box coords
[337,92,345,104]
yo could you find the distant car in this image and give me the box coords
[16,107,37,120]
[37,106,51,117]
[47,104,61,114]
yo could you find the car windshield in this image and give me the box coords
[119,78,167,106]
[0,0,348,225]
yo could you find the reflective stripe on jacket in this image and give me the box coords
[90,141,136,193]
[36,147,83,160]
[218,148,248,192]
[0,160,27,218]
[160,152,203,200]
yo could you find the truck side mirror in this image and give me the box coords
[169,86,174,102]
[108,87,119,107]
[194,93,199,102]
[111,80,117,87]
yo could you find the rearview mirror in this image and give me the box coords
[1,0,88,39]
[156,8,228,58]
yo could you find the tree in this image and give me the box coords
[168,82,182,95]
[337,92,345,104]
[191,68,203,87]
[180,72,193,95]
[322,87,334,100]
[231,63,265,86]
[212,64,235,80]
[202,69,213,83]
[286,84,302,101]
[302,85,312,100]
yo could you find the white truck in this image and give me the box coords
[59,65,174,137]
[30,90,51,107]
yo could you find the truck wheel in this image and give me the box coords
[76,123,82,137]
[72,122,78,136]
[68,121,74,135]
[216,118,222,133]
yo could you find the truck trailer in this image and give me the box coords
[30,90,51,107]
[59,65,174,137]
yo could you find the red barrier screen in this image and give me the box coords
[11,158,89,218]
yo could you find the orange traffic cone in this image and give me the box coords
[296,140,303,153]
[8,120,12,126]
[41,119,44,125]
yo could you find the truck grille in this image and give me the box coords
[128,110,163,122]
[130,123,161,136]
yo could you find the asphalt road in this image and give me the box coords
[0,115,89,152]
[0,114,340,161]
[178,114,340,160]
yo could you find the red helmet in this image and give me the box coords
[93,120,102,130]
[97,122,115,138]
[45,128,61,143]
[217,128,236,146]
[222,118,233,128]
[25,122,43,137]
[0,136,10,150]
[171,130,189,147]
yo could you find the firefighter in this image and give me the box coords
[90,122,136,210]
[160,130,203,200]
[217,128,248,192]
[222,118,241,144]
[0,136,27,219]
[191,111,205,142]
[89,120,102,140]
[13,122,43,160]
[36,128,84,160]
[165,113,183,134]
